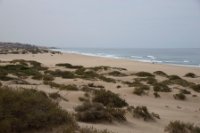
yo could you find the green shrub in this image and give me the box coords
[56,63,83,69]
[93,89,128,108]
[0,87,76,133]
[43,74,55,81]
[173,93,186,100]
[75,102,126,123]
[180,89,191,95]
[165,121,200,133]
[135,72,154,77]
[78,127,114,133]
[45,81,79,91]
[88,83,104,88]
[153,71,168,77]
[75,102,112,123]
[46,70,75,79]
[99,76,116,83]
[128,106,159,121]
[184,73,197,78]
[168,75,182,80]
[49,92,61,100]
[153,92,160,98]
[153,83,171,92]
[133,85,150,96]
[191,84,200,92]
[108,71,127,77]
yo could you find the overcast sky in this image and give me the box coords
[0,0,200,48]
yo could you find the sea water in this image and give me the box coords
[56,48,200,67]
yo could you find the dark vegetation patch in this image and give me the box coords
[89,66,127,72]
[180,89,191,95]
[184,73,197,78]
[75,102,126,123]
[153,83,171,92]
[127,106,160,121]
[133,85,150,96]
[165,121,200,133]
[56,63,83,69]
[45,69,75,79]
[173,93,186,100]
[153,92,161,98]
[93,89,128,108]
[77,127,114,133]
[88,83,104,89]
[0,87,76,133]
[108,71,127,77]
[135,72,154,77]
[153,71,168,77]
[44,81,79,91]
[191,84,200,92]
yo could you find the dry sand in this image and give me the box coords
[1,53,200,133]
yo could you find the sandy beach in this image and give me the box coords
[0,52,200,133]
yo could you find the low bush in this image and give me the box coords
[191,84,200,92]
[153,71,168,77]
[153,83,171,92]
[0,87,76,133]
[49,92,61,100]
[153,92,160,98]
[75,102,126,123]
[75,102,112,123]
[108,71,127,77]
[133,85,150,96]
[184,73,197,78]
[128,106,159,121]
[168,75,182,80]
[45,81,79,91]
[173,93,186,100]
[88,83,104,89]
[99,76,116,83]
[135,77,157,85]
[135,72,154,77]
[46,69,75,79]
[43,74,55,81]
[93,89,128,108]
[78,127,114,133]
[180,89,191,95]
[56,63,83,69]
[165,121,200,133]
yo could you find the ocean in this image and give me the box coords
[56,48,200,67]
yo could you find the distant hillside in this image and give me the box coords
[0,42,60,54]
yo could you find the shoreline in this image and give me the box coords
[55,49,200,69]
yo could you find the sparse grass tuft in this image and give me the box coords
[165,121,200,133]
[135,72,154,77]
[93,89,128,108]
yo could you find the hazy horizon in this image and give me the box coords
[0,0,200,48]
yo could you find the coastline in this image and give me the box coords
[55,48,200,69]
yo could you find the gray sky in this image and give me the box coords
[0,0,200,48]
